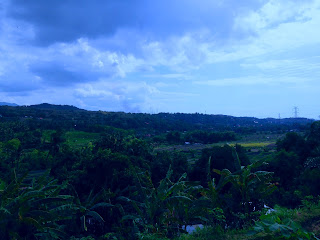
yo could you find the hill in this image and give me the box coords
[0,102,18,107]
[28,103,81,111]
[0,103,314,133]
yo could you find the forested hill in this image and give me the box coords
[0,102,18,107]
[28,103,81,111]
[0,103,314,133]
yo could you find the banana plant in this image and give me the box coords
[70,187,115,234]
[119,165,193,237]
[214,147,276,216]
[0,169,76,239]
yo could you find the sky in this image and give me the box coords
[0,0,319,119]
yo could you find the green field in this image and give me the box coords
[155,140,277,153]
[41,130,56,143]
[65,131,100,148]
[41,130,100,148]
[154,133,283,165]
[155,132,283,151]
[230,142,273,148]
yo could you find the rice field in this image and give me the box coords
[65,131,100,148]
[229,142,273,148]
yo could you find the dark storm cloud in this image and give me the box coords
[31,63,102,87]
[7,0,264,46]
[8,0,140,46]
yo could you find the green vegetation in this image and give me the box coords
[232,142,272,148]
[0,104,319,239]
[65,131,100,148]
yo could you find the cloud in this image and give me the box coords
[43,39,146,79]
[31,63,93,87]
[240,57,320,79]
[9,0,318,80]
[143,73,192,80]
[8,0,140,46]
[214,0,320,62]
[0,35,148,91]
[235,0,315,32]
[194,75,313,87]
[74,80,160,112]
[133,30,223,73]
[1,0,320,118]
[73,80,198,113]
[7,0,263,46]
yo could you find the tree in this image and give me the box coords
[307,121,320,155]
[190,144,249,187]
[276,132,309,161]
[50,129,66,155]
[0,139,21,176]
[166,131,182,144]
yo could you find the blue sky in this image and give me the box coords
[0,0,319,118]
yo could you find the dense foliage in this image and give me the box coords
[0,104,319,239]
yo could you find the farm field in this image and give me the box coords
[65,131,100,148]
[154,132,284,164]
[154,133,284,152]
[42,130,100,148]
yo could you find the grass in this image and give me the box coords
[154,138,278,165]
[154,132,282,152]
[41,130,56,143]
[295,197,320,237]
[237,133,284,143]
[138,227,253,240]
[154,141,276,163]
[177,227,253,240]
[231,142,273,148]
[64,131,100,148]
[42,130,100,148]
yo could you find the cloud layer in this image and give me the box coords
[0,0,319,118]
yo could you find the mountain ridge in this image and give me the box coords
[0,103,314,133]
[28,103,82,111]
[0,102,18,107]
